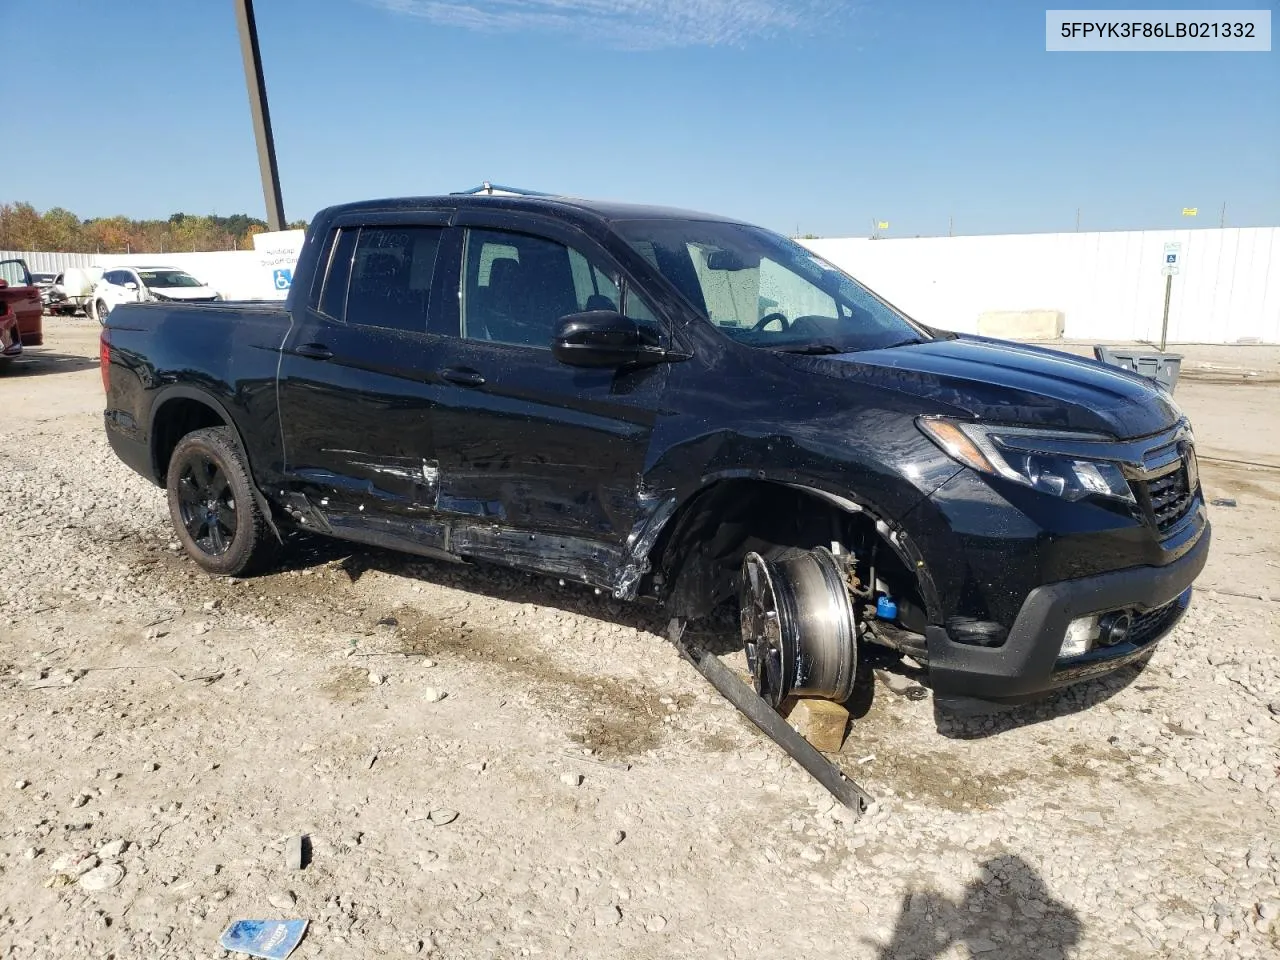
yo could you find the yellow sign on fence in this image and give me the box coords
[1182,207,1198,217]
[877,221,889,230]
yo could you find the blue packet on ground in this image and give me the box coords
[219,919,309,959]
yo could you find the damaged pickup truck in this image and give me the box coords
[102,193,1209,708]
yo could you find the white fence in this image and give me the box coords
[0,250,98,273]
[0,231,304,302]
[801,227,1280,344]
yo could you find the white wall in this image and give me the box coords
[5,230,306,301]
[801,227,1280,344]
[92,251,274,300]
[12,226,1278,342]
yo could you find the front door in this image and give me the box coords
[0,259,42,344]
[428,219,671,585]
[277,215,454,545]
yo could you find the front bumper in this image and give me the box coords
[925,520,1210,701]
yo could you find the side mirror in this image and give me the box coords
[0,279,7,289]
[124,281,138,290]
[552,310,662,368]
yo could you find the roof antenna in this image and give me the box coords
[482,181,493,195]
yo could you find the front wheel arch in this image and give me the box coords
[650,477,940,623]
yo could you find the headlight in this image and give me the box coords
[918,417,1134,503]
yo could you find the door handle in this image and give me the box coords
[295,343,333,361]
[440,367,485,387]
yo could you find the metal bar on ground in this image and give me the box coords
[233,0,286,231]
[670,621,871,815]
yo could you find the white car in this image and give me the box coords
[93,266,220,322]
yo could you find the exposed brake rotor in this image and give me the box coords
[740,548,858,708]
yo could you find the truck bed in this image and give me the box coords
[102,300,294,487]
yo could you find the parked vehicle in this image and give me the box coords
[101,194,1209,707]
[56,267,100,316]
[0,289,23,367]
[32,271,58,310]
[41,269,95,316]
[93,265,219,322]
[0,258,44,346]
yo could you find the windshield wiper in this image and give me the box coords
[877,338,925,350]
[776,343,845,355]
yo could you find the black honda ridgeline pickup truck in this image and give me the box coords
[102,194,1209,707]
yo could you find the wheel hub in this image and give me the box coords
[740,549,858,707]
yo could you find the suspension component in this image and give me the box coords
[740,547,859,707]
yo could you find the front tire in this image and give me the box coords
[166,426,277,577]
[95,300,109,324]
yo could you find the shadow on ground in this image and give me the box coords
[1,350,100,377]
[929,655,1153,740]
[266,534,1154,744]
[272,532,671,633]
[875,855,1082,960]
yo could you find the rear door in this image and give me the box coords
[428,211,672,582]
[277,211,454,535]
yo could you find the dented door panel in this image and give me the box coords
[429,332,667,548]
[278,315,448,515]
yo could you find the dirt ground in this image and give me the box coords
[2,319,1278,960]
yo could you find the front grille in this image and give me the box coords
[1138,465,1194,534]
[1126,595,1186,647]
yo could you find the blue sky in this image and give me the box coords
[10,0,1278,237]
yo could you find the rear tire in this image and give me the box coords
[95,300,109,323]
[166,426,278,577]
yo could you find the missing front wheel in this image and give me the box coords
[740,547,859,708]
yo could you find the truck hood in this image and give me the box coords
[782,335,1181,438]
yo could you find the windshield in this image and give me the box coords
[138,269,203,288]
[614,219,927,353]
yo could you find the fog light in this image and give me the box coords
[1098,612,1132,647]
[1060,616,1099,659]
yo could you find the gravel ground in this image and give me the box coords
[1,319,1278,960]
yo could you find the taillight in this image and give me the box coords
[99,329,110,393]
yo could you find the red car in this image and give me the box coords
[0,258,44,349]
[0,296,21,366]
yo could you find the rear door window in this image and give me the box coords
[308,229,337,307]
[318,229,358,320]
[344,227,444,334]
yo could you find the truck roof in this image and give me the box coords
[322,194,747,229]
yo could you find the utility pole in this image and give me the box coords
[948,214,954,238]
[1219,202,1227,228]
[1075,207,1081,232]
[233,0,286,231]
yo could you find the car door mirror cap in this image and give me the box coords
[124,281,138,290]
[552,310,681,368]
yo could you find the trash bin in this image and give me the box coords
[1093,345,1183,393]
